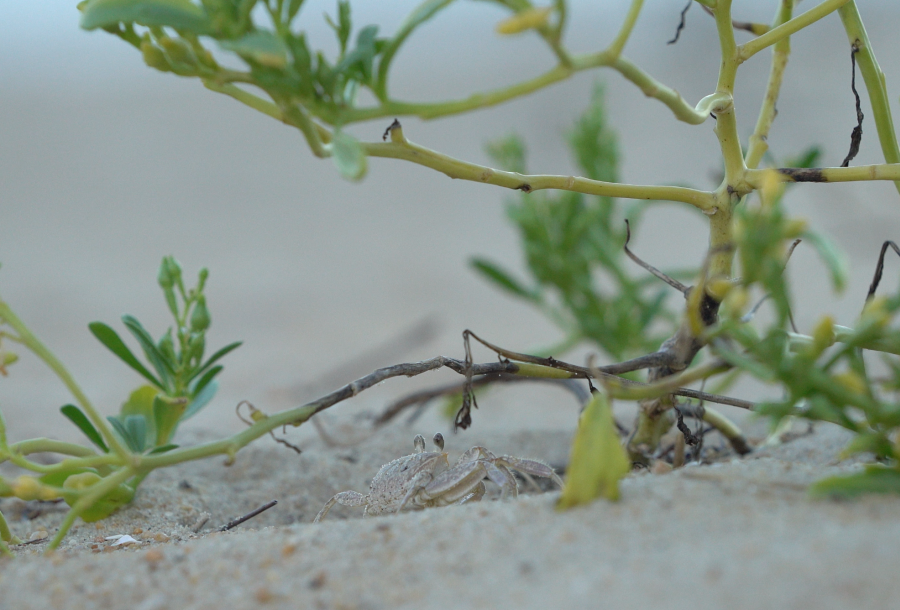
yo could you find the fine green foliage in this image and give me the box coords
[79,256,241,453]
[1,257,242,533]
[708,171,900,497]
[475,87,687,361]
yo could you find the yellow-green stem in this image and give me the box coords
[0,509,21,546]
[362,133,714,210]
[739,0,851,63]
[605,0,644,59]
[48,466,135,551]
[605,360,732,401]
[0,300,130,459]
[702,406,746,450]
[837,1,900,195]
[745,0,794,169]
[746,164,900,185]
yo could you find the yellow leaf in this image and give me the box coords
[121,385,160,419]
[496,6,553,35]
[557,390,630,508]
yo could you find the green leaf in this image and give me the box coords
[80,0,211,33]
[840,432,895,461]
[190,341,242,381]
[485,134,526,174]
[60,405,108,453]
[803,230,848,293]
[124,415,148,453]
[331,130,367,181]
[89,322,162,387]
[470,258,538,301]
[40,467,98,489]
[121,315,175,389]
[62,473,135,522]
[218,31,289,68]
[286,0,306,21]
[785,145,822,169]
[120,385,160,419]
[183,379,219,420]
[325,0,352,53]
[376,0,454,93]
[107,415,147,453]
[149,444,179,455]
[568,84,618,184]
[557,390,630,508]
[153,395,188,445]
[336,25,380,84]
[809,465,900,499]
[190,364,222,396]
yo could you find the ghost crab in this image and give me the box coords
[313,433,564,522]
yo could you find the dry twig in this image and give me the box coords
[219,500,278,532]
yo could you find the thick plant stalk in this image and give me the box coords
[0,300,130,459]
[746,0,794,170]
[837,1,900,195]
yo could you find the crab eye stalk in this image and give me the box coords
[413,434,426,453]
[433,433,445,451]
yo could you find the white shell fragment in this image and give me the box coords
[105,534,139,546]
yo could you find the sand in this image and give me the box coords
[2,422,899,610]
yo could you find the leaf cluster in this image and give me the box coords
[473,87,688,361]
[709,169,900,497]
[62,256,241,455]
[78,0,390,115]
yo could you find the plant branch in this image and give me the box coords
[280,102,330,158]
[3,439,118,475]
[624,219,690,294]
[374,0,456,101]
[865,241,900,302]
[838,1,900,195]
[745,0,794,169]
[349,53,718,126]
[131,349,750,475]
[203,81,283,121]
[47,466,135,551]
[749,164,900,184]
[373,373,591,426]
[8,439,99,460]
[678,402,752,455]
[789,326,900,357]
[368,122,714,209]
[712,0,743,185]
[0,299,130,459]
[739,0,851,63]
[606,0,644,59]
[603,359,733,401]
[0,508,21,546]
[610,58,726,125]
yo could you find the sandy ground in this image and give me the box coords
[3,1,900,608]
[2,424,899,610]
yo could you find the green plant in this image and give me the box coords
[0,257,245,552]
[4,0,900,556]
[473,86,689,363]
[68,256,242,456]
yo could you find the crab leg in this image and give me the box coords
[313,490,368,523]
[496,456,564,489]
[457,481,486,505]
[396,470,436,512]
[424,454,509,504]
[481,460,519,500]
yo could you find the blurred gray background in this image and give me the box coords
[2,1,899,443]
